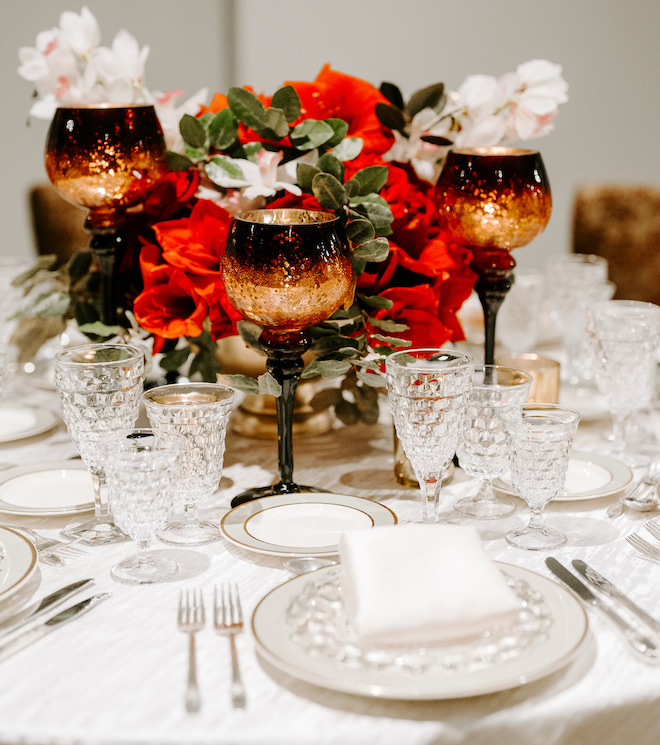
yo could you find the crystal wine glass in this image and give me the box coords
[587,300,660,465]
[435,147,552,365]
[54,343,144,544]
[222,208,354,506]
[504,403,580,550]
[105,429,182,584]
[455,365,532,519]
[385,348,474,522]
[143,382,235,545]
[45,104,167,324]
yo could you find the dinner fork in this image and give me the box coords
[177,589,205,713]
[626,533,660,564]
[645,520,660,542]
[9,526,87,566]
[214,583,246,711]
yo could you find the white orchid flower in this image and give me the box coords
[196,186,266,216]
[206,149,302,200]
[94,30,150,101]
[384,108,449,183]
[57,6,100,60]
[155,88,209,151]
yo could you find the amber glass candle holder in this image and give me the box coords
[222,209,354,506]
[435,147,552,365]
[45,104,167,324]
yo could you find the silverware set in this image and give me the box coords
[177,584,246,713]
[7,526,87,567]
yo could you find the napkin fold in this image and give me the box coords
[339,524,521,647]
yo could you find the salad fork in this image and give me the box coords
[626,533,660,564]
[8,526,87,566]
[645,520,660,542]
[177,589,205,713]
[214,583,246,710]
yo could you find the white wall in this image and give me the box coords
[3,0,659,272]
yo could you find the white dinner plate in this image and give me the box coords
[0,527,38,603]
[221,493,397,557]
[0,462,94,516]
[0,406,58,443]
[494,450,632,501]
[252,562,589,700]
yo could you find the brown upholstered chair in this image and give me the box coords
[28,183,88,265]
[571,183,660,304]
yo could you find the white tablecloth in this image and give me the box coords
[1,375,660,745]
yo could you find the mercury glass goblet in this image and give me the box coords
[587,300,660,465]
[435,147,552,365]
[54,343,144,544]
[455,365,532,519]
[385,348,474,522]
[143,382,235,545]
[222,208,354,506]
[45,104,167,324]
[504,403,580,550]
[105,429,182,584]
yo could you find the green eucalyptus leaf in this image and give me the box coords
[368,316,408,332]
[343,179,360,198]
[256,107,290,140]
[76,321,123,338]
[372,333,412,346]
[184,145,208,162]
[375,102,407,132]
[345,217,375,245]
[271,85,301,123]
[290,119,335,150]
[206,156,245,185]
[312,172,346,210]
[68,250,93,283]
[297,162,321,192]
[223,374,260,395]
[356,369,387,388]
[242,142,263,159]
[310,334,360,355]
[352,201,394,233]
[360,294,394,310]
[351,165,389,196]
[335,398,360,426]
[421,134,453,147]
[166,151,195,171]
[258,371,282,396]
[301,359,353,379]
[353,256,367,275]
[15,291,70,318]
[406,82,446,117]
[317,153,344,182]
[208,108,239,150]
[237,320,263,348]
[352,237,390,263]
[332,137,362,161]
[189,347,221,382]
[160,347,191,371]
[227,87,267,130]
[308,387,343,409]
[179,113,207,149]
[324,118,349,148]
[379,82,405,110]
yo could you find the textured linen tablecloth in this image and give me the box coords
[1,375,660,745]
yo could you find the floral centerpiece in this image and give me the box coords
[16,7,568,424]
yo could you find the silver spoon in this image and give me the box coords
[283,558,337,575]
[607,465,660,518]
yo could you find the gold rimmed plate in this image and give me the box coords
[0,462,93,516]
[221,493,397,557]
[0,406,58,443]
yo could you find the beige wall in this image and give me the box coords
[3,0,659,271]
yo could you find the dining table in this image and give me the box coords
[1,354,660,745]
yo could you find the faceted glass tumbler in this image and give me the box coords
[143,383,235,545]
[54,343,144,544]
[385,348,473,522]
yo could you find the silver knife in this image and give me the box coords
[0,578,94,643]
[545,557,659,662]
[0,592,111,662]
[572,559,660,636]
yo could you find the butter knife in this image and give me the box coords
[0,578,94,643]
[0,592,111,662]
[545,557,659,661]
[571,559,660,636]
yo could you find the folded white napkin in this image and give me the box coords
[339,524,521,646]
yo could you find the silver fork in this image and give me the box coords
[645,520,660,542]
[626,533,660,563]
[177,589,205,713]
[9,527,87,566]
[214,583,246,711]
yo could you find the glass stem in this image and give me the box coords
[418,474,442,523]
[91,470,111,522]
[611,413,628,456]
[475,478,496,504]
[135,539,151,566]
[528,507,546,533]
[183,502,199,526]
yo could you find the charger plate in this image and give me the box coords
[0,406,58,443]
[252,562,589,700]
[494,450,632,501]
[221,493,397,557]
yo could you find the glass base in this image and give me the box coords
[505,524,566,550]
[111,553,178,585]
[61,518,129,545]
[454,494,516,520]
[157,519,220,546]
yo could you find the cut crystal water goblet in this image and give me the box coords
[504,403,580,550]
[385,348,473,522]
[143,382,235,546]
[455,365,532,519]
[54,343,144,544]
